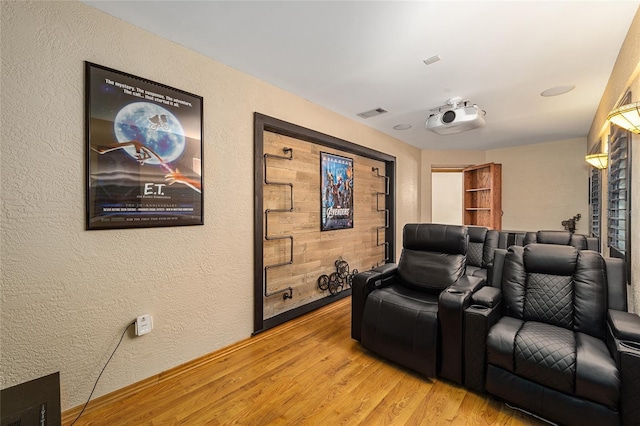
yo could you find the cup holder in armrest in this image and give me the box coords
[469,304,489,311]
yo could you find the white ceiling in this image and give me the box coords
[83,1,639,150]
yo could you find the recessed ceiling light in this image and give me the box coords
[541,85,575,97]
[393,124,412,130]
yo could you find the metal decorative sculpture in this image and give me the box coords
[562,213,581,233]
[317,257,358,296]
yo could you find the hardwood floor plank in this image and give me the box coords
[358,370,431,426]
[230,346,365,424]
[150,340,333,424]
[67,297,547,426]
[155,308,354,424]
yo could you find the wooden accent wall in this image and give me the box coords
[262,131,387,319]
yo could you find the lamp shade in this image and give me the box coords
[607,101,640,134]
[585,153,608,169]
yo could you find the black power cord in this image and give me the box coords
[71,321,135,425]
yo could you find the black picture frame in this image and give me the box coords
[320,152,354,231]
[85,62,203,230]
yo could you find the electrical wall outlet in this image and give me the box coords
[135,314,153,336]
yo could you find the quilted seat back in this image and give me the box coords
[467,226,487,268]
[467,226,499,268]
[501,243,608,339]
[398,223,467,293]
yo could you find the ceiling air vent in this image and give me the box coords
[423,55,442,66]
[357,107,387,119]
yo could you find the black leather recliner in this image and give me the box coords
[464,244,640,426]
[465,226,499,283]
[523,230,598,251]
[351,223,485,383]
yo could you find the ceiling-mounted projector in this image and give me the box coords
[426,97,486,135]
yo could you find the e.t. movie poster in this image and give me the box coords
[86,62,203,230]
[320,152,353,231]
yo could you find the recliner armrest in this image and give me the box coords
[619,342,640,425]
[606,309,640,383]
[438,274,485,384]
[606,310,640,426]
[446,274,485,294]
[608,309,640,342]
[351,263,398,341]
[606,257,628,312]
[464,295,502,392]
[464,286,502,392]
[470,286,502,309]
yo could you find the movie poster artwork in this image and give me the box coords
[86,63,203,230]
[320,152,354,231]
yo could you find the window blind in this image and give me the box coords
[607,127,628,256]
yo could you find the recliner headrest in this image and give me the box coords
[523,243,578,275]
[403,223,468,255]
[467,226,488,243]
[536,231,572,245]
[533,230,588,250]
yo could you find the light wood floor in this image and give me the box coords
[67,297,545,425]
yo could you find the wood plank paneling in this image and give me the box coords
[262,131,387,319]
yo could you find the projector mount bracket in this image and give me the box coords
[429,97,469,113]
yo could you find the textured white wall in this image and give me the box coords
[486,138,589,232]
[588,7,640,313]
[421,140,589,233]
[0,1,421,410]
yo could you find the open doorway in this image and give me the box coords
[431,167,464,225]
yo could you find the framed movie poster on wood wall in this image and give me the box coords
[320,152,353,231]
[85,62,203,230]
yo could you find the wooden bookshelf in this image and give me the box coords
[463,162,502,230]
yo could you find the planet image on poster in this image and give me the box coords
[113,102,185,165]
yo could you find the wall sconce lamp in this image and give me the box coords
[585,153,608,169]
[607,101,640,134]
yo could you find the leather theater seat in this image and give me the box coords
[465,226,499,283]
[523,230,599,251]
[464,244,640,426]
[351,223,485,382]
